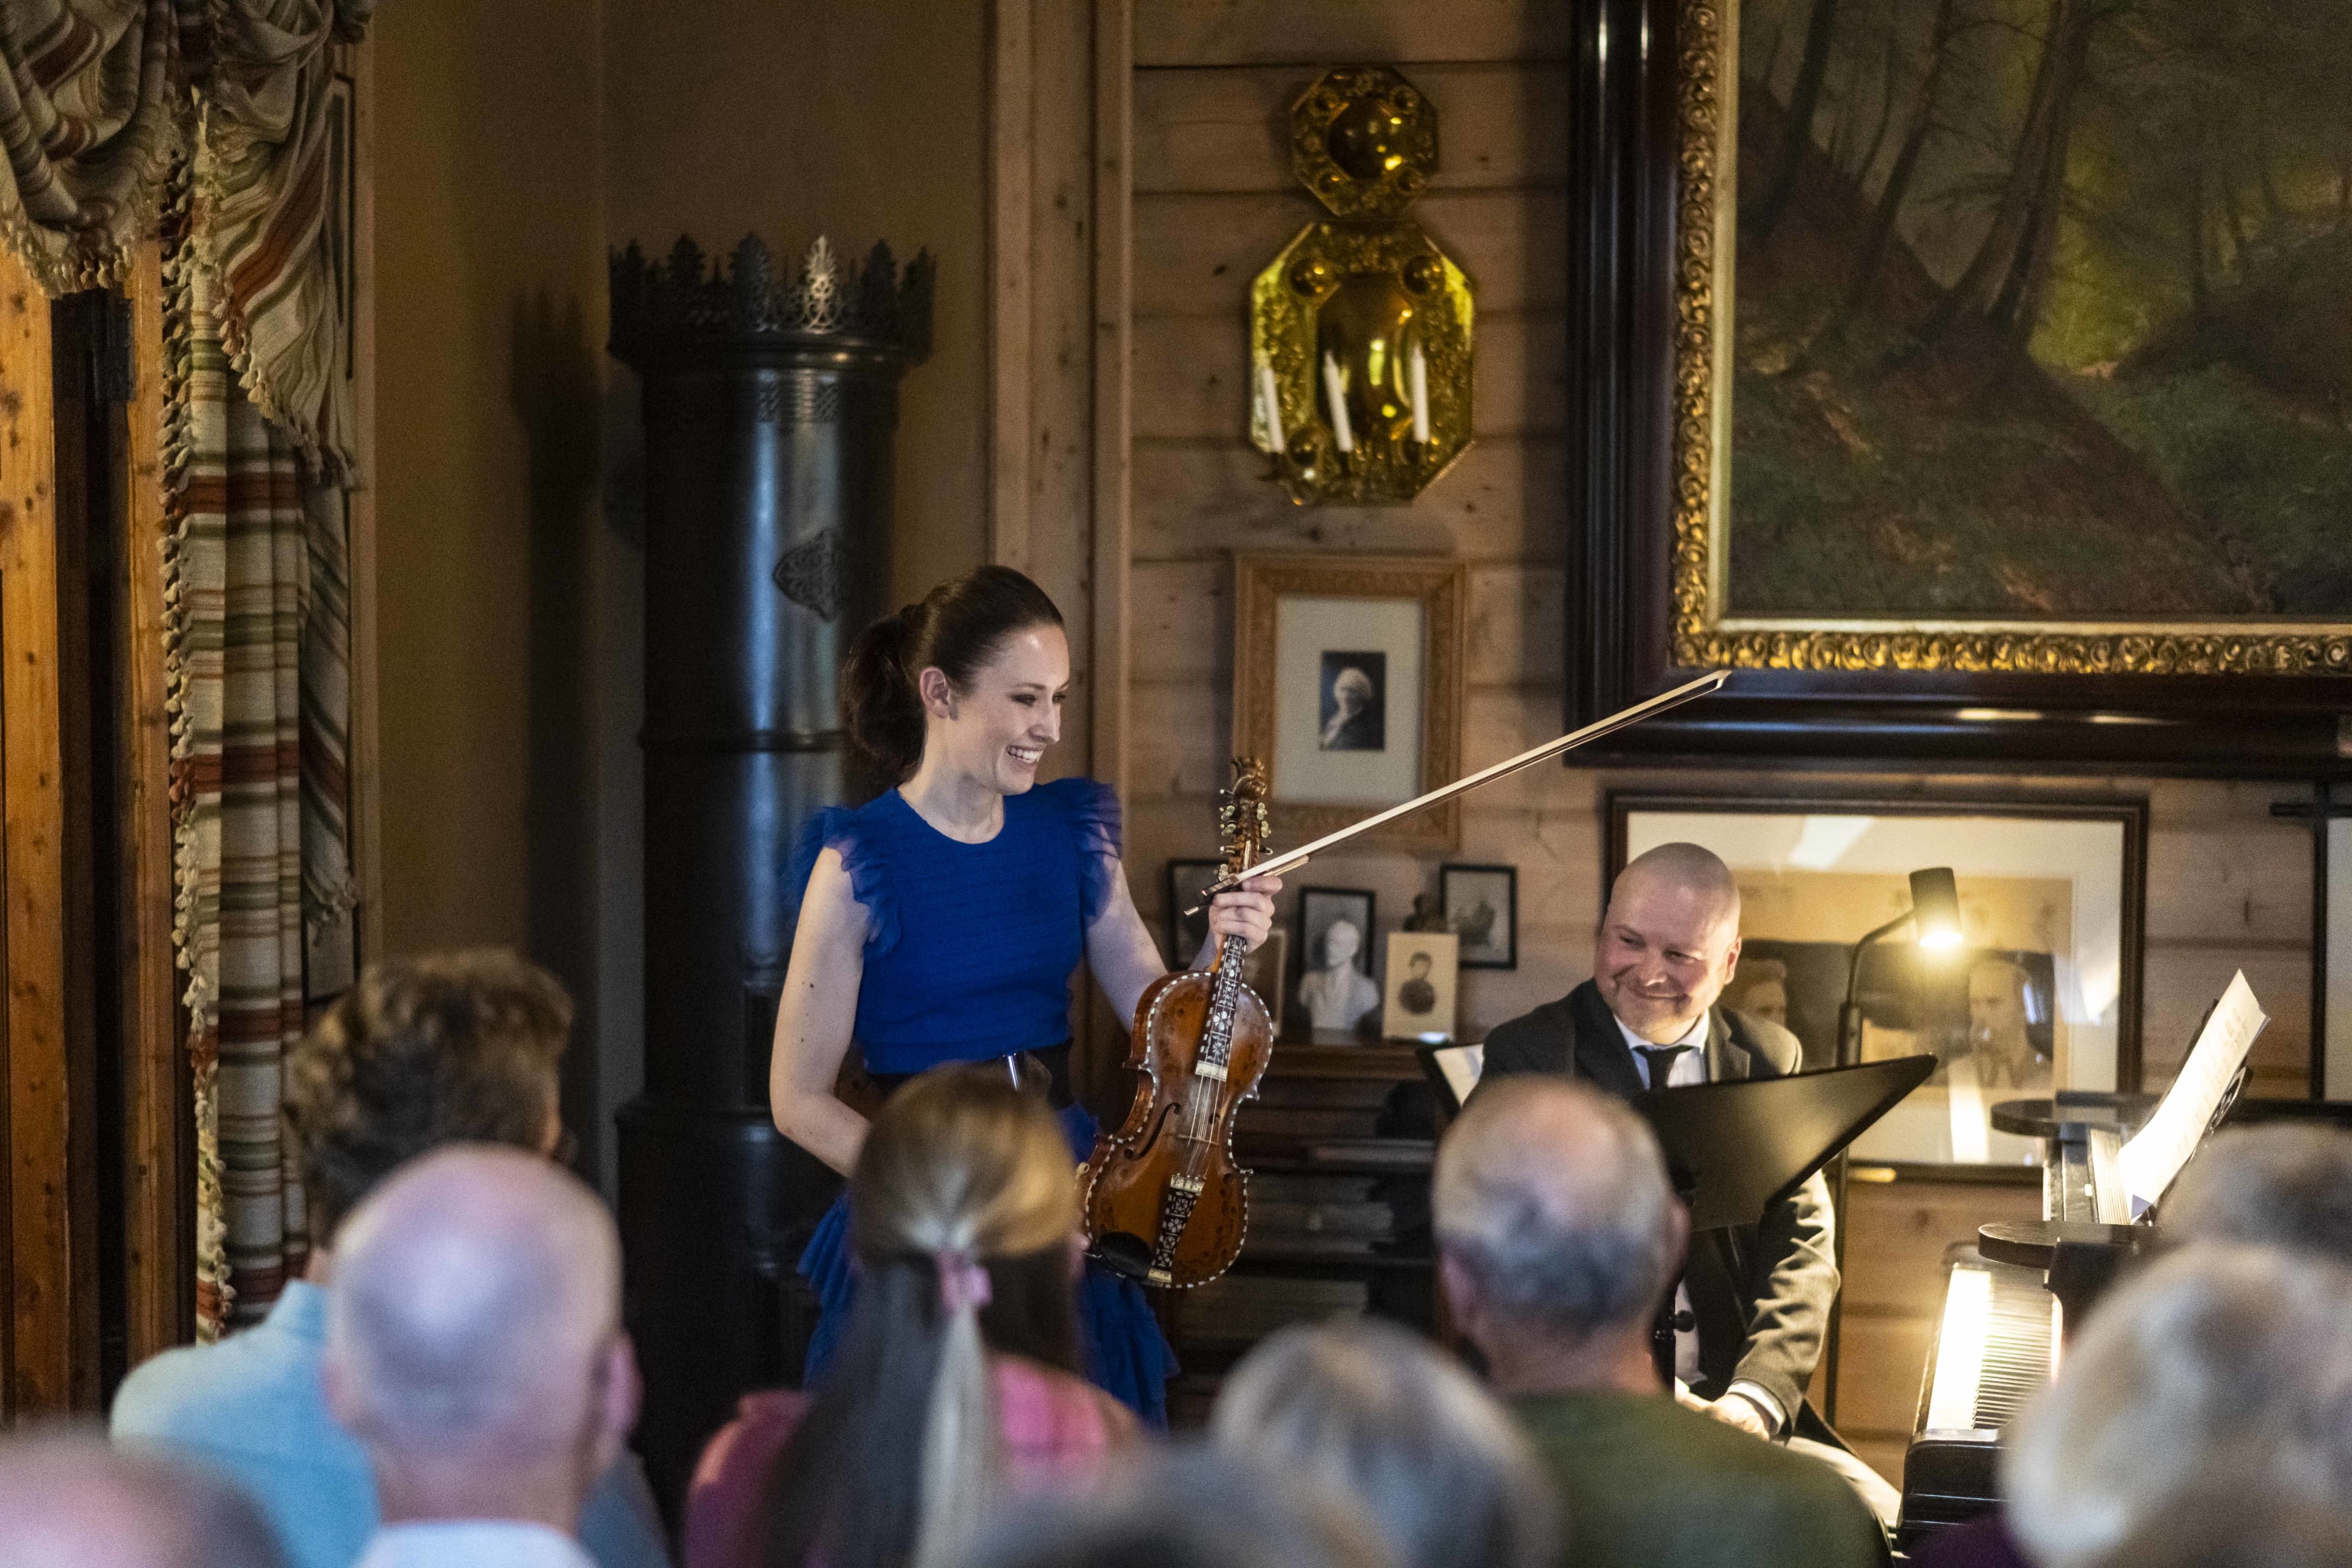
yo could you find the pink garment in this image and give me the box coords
[683,1354,1139,1568]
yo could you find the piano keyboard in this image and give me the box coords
[1900,1252,2062,1547]
[1922,1256,2060,1436]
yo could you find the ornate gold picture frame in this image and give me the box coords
[1670,0,2352,680]
[1233,554,1465,853]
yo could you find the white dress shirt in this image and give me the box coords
[1613,1008,1790,1436]
[355,1521,597,1568]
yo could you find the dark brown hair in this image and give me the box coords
[285,949,571,1243]
[842,566,1064,787]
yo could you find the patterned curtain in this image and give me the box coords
[0,0,370,1337]
[164,240,315,1329]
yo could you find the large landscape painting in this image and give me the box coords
[1726,0,2352,622]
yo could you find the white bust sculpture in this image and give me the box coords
[1298,918,1380,1033]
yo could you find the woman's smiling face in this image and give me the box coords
[925,622,1070,795]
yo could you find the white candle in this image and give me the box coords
[1321,351,1354,453]
[1256,357,1285,454]
[1409,343,1431,445]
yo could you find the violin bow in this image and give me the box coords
[1186,669,1729,911]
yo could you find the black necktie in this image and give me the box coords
[1635,1043,1697,1089]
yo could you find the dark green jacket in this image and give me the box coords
[1511,1391,1888,1568]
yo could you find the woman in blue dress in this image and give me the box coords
[769,565,1282,1426]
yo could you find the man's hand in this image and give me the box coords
[1675,1384,1775,1440]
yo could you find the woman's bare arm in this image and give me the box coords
[769,848,874,1176]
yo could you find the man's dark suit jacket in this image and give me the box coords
[1477,978,1839,1436]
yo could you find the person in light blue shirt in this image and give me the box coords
[109,950,670,1568]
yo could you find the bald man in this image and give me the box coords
[1478,843,1889,1522]
[1436,1080,1886,1568]
[325,1146,639,1568]
[0,1432,285,1568]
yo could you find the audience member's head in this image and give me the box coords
[952,1448,1395,1568]
[0,1429,284,1568]
[2004,1246,2352,1568]
[1596,842,1743,1042]
[1433,1077,1683,1392]
[1210,1318,1558,1568]
[2165,1123,2352,1267]
[322,1145,634,1536]
[2086,1474,2352,1568]
[287,949,573,1249]
[764,1064,1084,1568]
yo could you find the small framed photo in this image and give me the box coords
[1164,859,1224,967]
[1440,864,1517,970]
[1383,931,1460,1043]
[1296,887,1380,1037]
[1234,554,1467,852]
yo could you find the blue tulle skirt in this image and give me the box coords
[796,1102,1177,1429]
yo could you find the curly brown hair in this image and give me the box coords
[286,949,572,1244]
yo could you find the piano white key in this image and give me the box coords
[1925,1264,1993,1433]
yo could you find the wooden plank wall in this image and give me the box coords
[1120,0,2316,1473]
[1125,5,2312,1102]
[1128,7,1583,1013]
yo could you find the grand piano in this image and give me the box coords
[1896,972,2278,1550]
[1896,1093,2148,1548]
[1895,1031,2341,1549]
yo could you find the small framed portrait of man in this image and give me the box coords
[1296,887,1379,1038]
[1440,864,1517,969]
[1233,555,1466,852]
[1381,931,1459,1044]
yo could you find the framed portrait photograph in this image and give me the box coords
[1612,795,2146,1169]
[1296,887,1379,1038]
[1441,864,1517,970]
[1164,859,1224,968]
[1382,931,1460,1044]
[1234,555,1466,851]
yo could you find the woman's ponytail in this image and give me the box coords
[842,603,931,789]
[838,567,1066,790]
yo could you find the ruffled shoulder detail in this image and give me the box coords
[1038,776,1123,926]
[789,802,901,959]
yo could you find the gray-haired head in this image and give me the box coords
[1434,1077,1681,1345]
[2004,1245,2352,1568]
[2083,1472,2352,1568]
[323,1144,629,1470]
[0,1429,284,1568]
[2164,1125,2352,1269]
[1210,1318,1557,1568]
[954,1448,1395,1568]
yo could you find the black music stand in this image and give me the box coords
[1632,1055,1938,1385]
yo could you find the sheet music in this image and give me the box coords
[1432,1044,1485,1109]
[2120,970,2267,1217]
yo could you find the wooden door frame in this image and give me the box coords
[1,243,74,1415]
[120,238,191,1366]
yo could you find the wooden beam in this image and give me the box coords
[1090,0,1132,801]
[989,0,1036,572]
[120,237,191,1363]
[0,247,72,1416]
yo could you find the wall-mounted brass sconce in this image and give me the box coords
[1250,67,1474,507]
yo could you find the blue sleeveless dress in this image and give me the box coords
[788,776,1176,1426]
